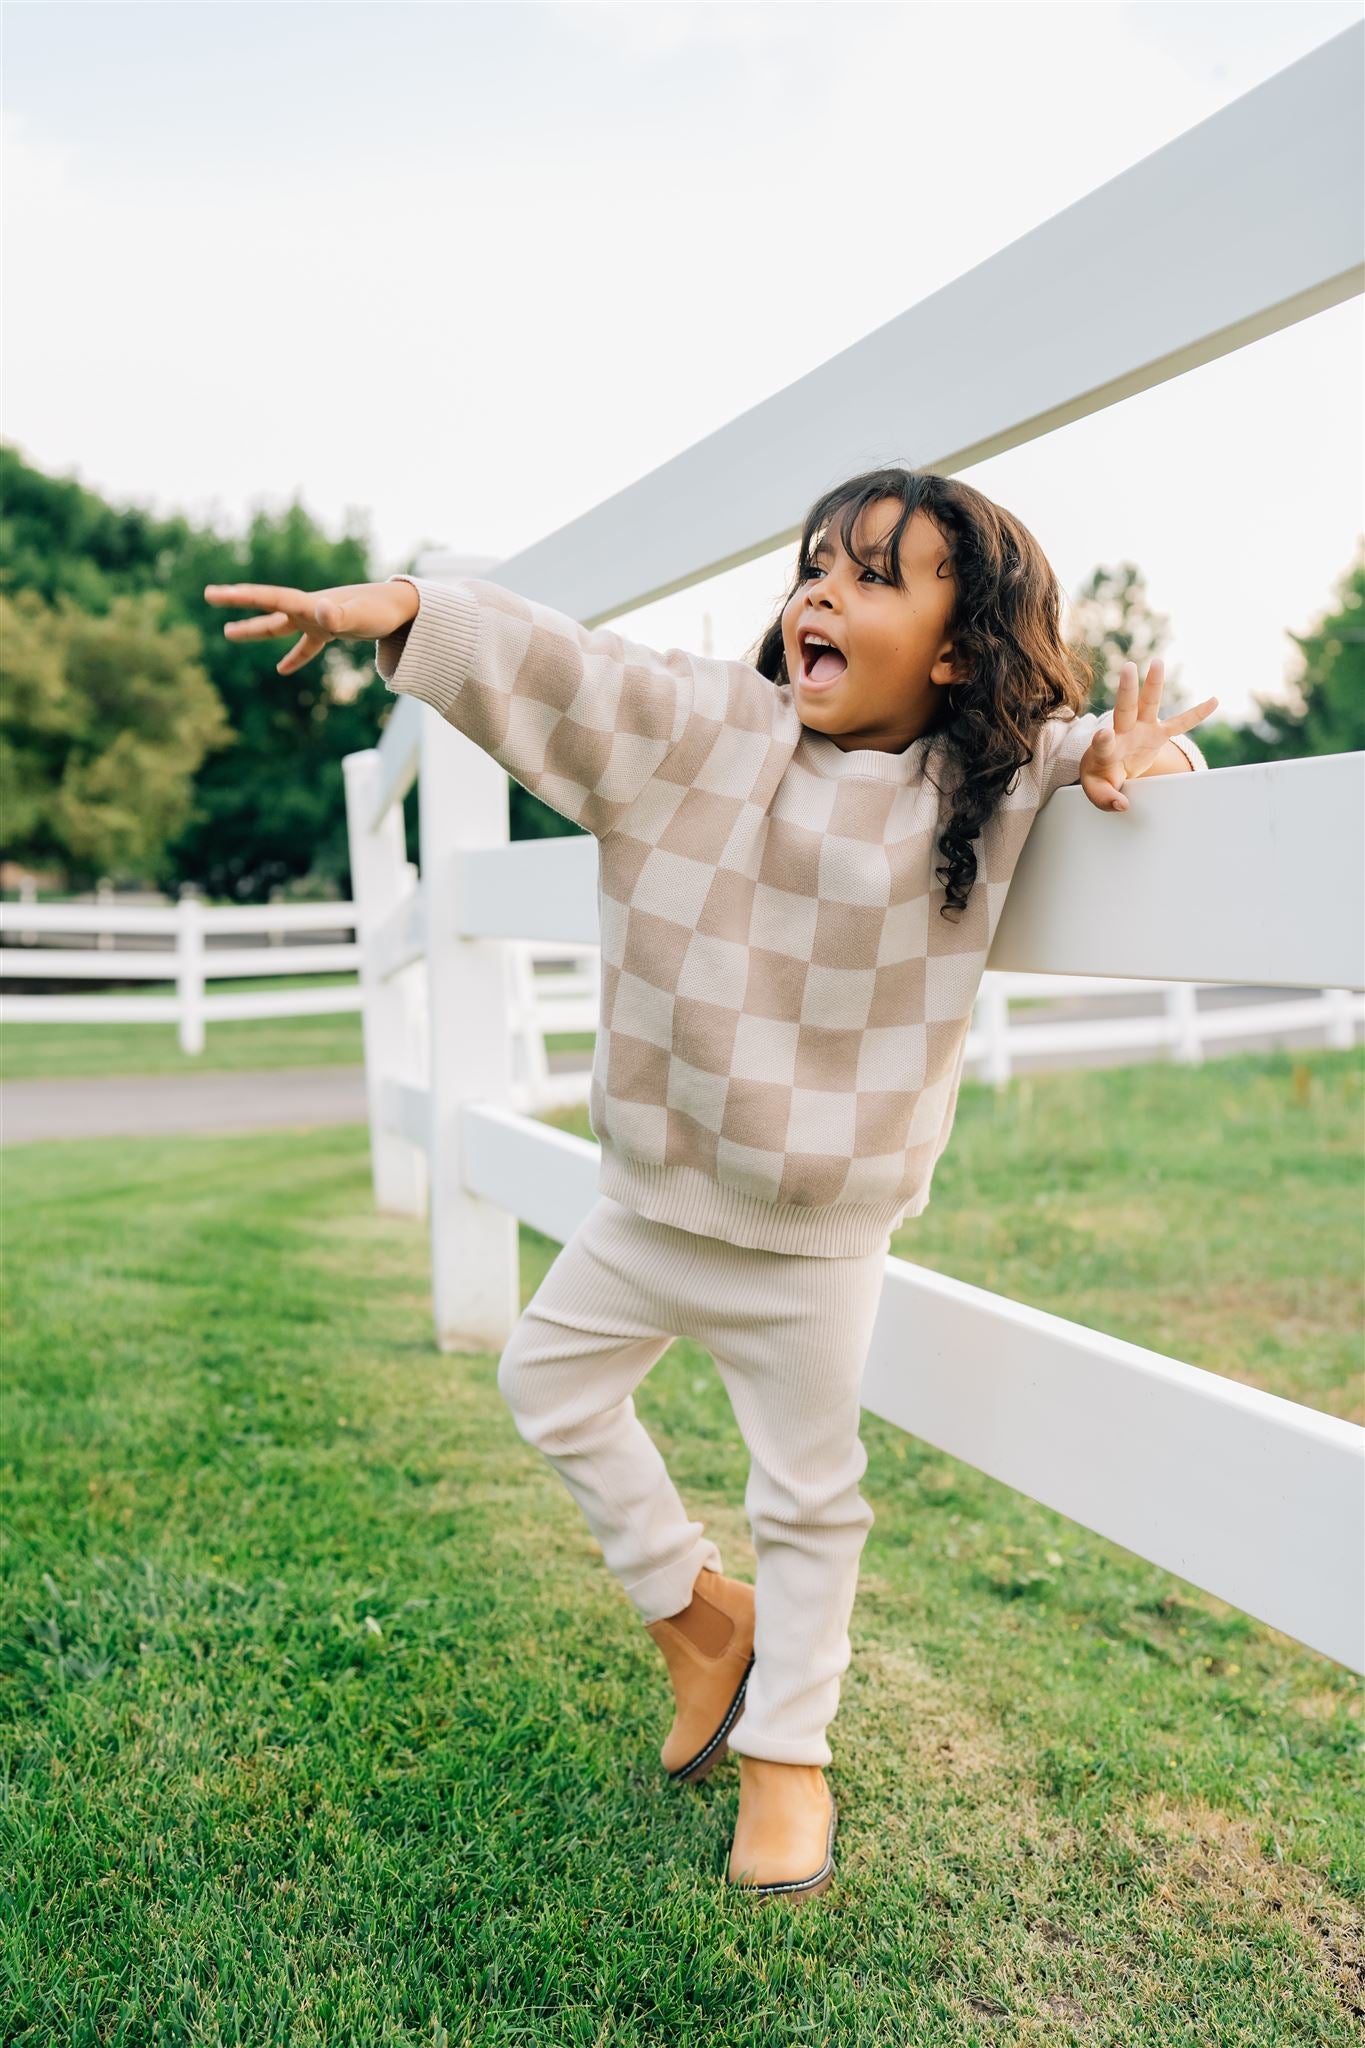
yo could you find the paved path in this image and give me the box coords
[1,1065,370,1146]
[2,991,1357,1146]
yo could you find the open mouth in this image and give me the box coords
[799,634,849,689]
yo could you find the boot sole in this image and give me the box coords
[727,1797,838,1902]
[666,1653,755,1785]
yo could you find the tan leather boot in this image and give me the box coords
[726,1756,838,1900]
[644,1567,755,1784]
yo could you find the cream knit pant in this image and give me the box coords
[495,1194,890,1767]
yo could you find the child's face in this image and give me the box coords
[780,498,963,754]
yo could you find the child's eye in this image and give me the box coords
[804,564,888,584]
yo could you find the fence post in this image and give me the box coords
[507,945,553,1105]
[1322,987,1356,1050]
[177,888,204,1055]
[1167,982,1204,1065]
[96,877,114,951]
[19,876,37,944]
[342,749,427,1217]
[979,977,1012,1088]
[420,702,520,1356]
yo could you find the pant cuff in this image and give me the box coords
[623,1536,723,1625]
[727,1730,834,1768]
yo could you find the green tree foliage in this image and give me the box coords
[0,586,232,888]
[3,447,397,898]
[1233,548,1365,763]
[1,445,577,896]
[0,442,199,615]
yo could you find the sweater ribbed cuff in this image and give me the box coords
[373,575,481,721]
[1168,731,1207,772]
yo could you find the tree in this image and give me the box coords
[0,441,198,614]
[1,443,582,893]
[1235,547,1365,763]
[2,447,401,897]
[0,587,232,888]
[1065,560,1185,713]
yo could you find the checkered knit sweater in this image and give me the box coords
[375,575,1206,1255]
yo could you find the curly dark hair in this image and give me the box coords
[744,465,1095,920]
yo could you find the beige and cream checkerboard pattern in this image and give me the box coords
[376,575,1206,1255]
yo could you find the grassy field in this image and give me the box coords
[3,1048,1362,2043]
[0,976,596,1081]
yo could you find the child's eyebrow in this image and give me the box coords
[810,533,896,566]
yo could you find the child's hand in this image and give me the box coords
[202,579,420,675]
[1079,659,1218,812]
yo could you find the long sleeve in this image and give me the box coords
[374,574,713,839]
[1033,706,1207,809]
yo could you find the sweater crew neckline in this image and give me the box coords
[795,725,937,782]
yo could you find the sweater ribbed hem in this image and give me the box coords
[373,575,481,720]
[598,1146,918,1257]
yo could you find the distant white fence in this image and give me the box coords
[0,899,598,1095]
[494,954,1363,1097]
[0,898,364,1054]
[366,28,1365,1675]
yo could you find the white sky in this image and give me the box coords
[4,0,1362,727]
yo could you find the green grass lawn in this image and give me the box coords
[0,976,596,1081]
[3,1049,1362,2043]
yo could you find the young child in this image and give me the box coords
[205,465,1216,1903]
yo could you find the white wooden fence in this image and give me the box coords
[0,898,364,1054]
[342,26,1363,1675]
[0,896,599,1094]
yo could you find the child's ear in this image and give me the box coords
[934,647,971,689]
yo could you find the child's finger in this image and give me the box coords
[1164,697,1219,731]
[204,583,302,611]
[275,633,327,674]
[1080,770,1127,812]
[222,611,291,640]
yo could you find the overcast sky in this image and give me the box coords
[4,0,1362,728]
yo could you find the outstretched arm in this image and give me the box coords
[205,572,716,840]
[372,574,704,840]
